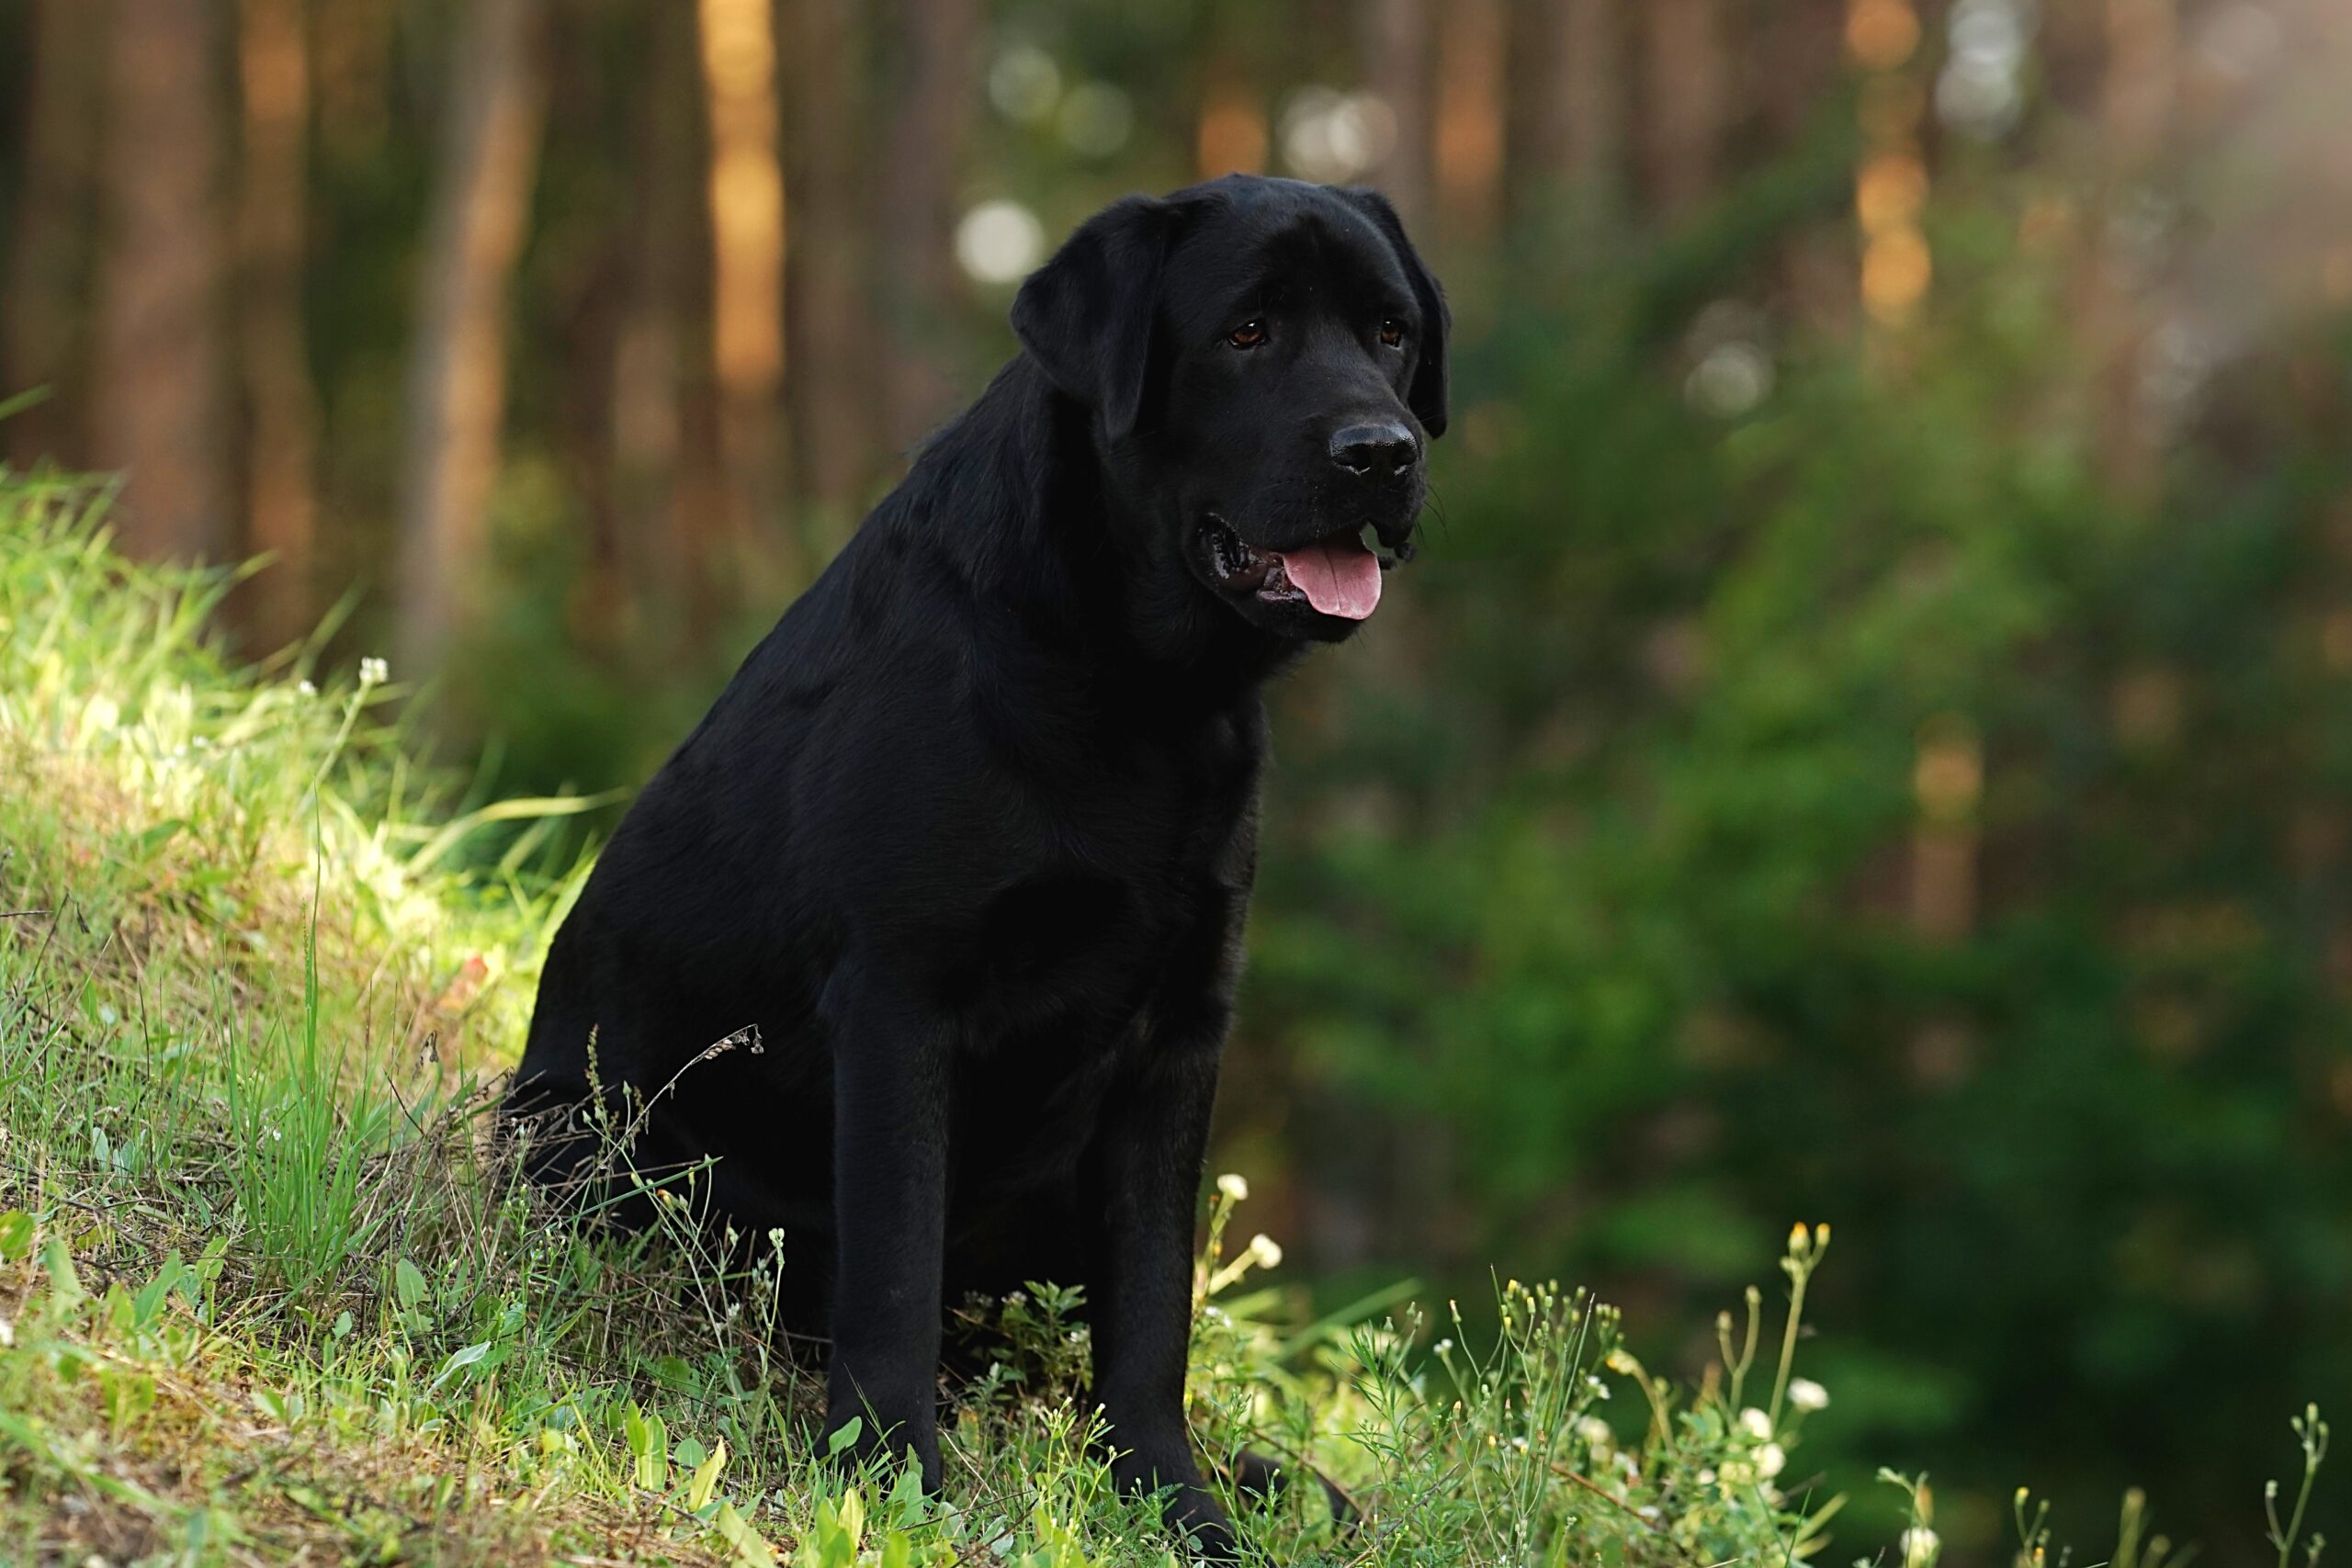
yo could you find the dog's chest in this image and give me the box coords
[960,720,1258,1043]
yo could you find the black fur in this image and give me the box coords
[506,175,1447,1559]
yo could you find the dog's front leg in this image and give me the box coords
[1086,1032,1236,1558]
[821,973,950,1490]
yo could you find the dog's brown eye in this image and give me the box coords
[1227,320,1267,349]
[1378,319,1406,348]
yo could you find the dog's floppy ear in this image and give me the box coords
[1342,188,1450,438]
[1011,196,1180,440]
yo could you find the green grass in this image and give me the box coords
[0,466,2329,1566]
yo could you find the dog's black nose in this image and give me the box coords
[1329,422,1419,479]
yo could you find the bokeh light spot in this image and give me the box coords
[956,199,1046,286]
[1846,0,1922,71]
[1862,229,1934,322]
[1058,83,1134,158]
[988,44,1060,125]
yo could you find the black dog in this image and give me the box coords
[507,174,1445,1557]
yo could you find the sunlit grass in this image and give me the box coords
[0,466,2326,1565]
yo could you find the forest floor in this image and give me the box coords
[0,469,2300,1566]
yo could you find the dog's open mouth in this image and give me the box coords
[1201,515,1401,621]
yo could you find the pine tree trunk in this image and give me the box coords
[1639,0,1726,220]
[696,0,792,581]
[1505,0,1624,222]
[612,6,704,616]
[96,0,231,561]
[784,0,876,560]
[877,0,979,455]
[4,0,102,468]
[1362,0,1435,231]
[392,0,549,679]
[237,0,321,648]
[1434,0,1506,241]
[1560,0,1625,197]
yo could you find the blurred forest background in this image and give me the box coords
[4,0,2349,1557]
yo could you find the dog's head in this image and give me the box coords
[1013,175,1448,645]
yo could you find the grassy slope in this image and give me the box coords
[0,470,2324,1567]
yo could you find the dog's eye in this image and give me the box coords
[1227,320,1268,349]
[1378,319,1406,348]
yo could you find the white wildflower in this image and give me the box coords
[1788,1377,1830,1412]
[1739,1406,1773,1440]
[359,656,389,685]
[297,679,317,698]
[1216,1172,1250,1201]
[1757,1442,1786,1479]
[1902,1527,1941,1568]
[1246,1233,1283,1269]
[1576,1416,1613,1450]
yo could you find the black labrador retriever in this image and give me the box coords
[507,174,1445,1556]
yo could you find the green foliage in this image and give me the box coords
[1246,182,2352,1546]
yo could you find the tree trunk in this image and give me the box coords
[1505,0,1624,223]
[4,0,103,468]
[1560,0,1625,197]
[696,0,792,580]
[237,0,322,648]
[877,0,979,455]
[1639,0,1726,220]
[96,0,231,561]
[1504,0,1566,218]
[392,0,549,680]
[783,0,876,561]
[1361,0,1435,231]
[314,0,391,161]
[1757,0,1845,148]
[1434,0,1506,242]
[611,5,696,610]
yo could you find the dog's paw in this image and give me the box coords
[1159,1482,1242,1563]
[819,1404,942,1494]
[1227,1447,1356,1527]
[1111,1449,1244,1563]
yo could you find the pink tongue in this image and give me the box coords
[1274,537,1383,620]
